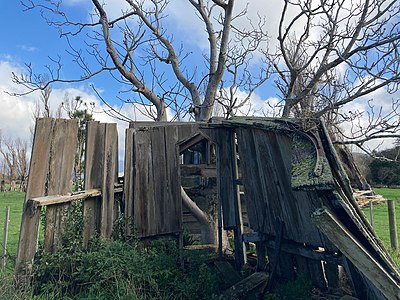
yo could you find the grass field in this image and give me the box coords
[0,191,24,263]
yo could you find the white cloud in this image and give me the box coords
[0,60,156,171]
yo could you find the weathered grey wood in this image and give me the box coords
[16,118,78,273]
[100,123,117,239]
[164,126,182,235]
[29,189,101,208]
[220,272,269,300]
[387,200,398,250]
[125,125,183,239]
[123,128,135,235]
[43,119,79,252]
[318,121,400,278]
[312,208,400,299]
[1,207,9,270]
[265,220,284,290]
[83,122,118,243]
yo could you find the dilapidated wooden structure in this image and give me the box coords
[16,117,400,299]
[201,117,400,299]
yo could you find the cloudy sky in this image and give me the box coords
[0,0,398,158]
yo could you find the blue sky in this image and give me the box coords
[0,0,398,155]
[0,1,280,142]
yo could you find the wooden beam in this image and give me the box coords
[312,208,400,300]
[243,232,343,265]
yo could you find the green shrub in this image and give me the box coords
[31,202,221,299]
[272,274,313,299]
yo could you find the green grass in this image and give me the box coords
[0,191,25,262]
[363,188,400,267]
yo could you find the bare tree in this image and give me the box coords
[0,134,28,192]
[268,0,400,148]
[12,0,257,122]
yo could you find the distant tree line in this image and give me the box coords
[0,131,28,192]
[367,143,400,188]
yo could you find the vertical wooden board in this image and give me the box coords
[254,130,311,241]
[16,118,54,272]
[16,118,78,272]
[215,128,237,229]
[164,126,182,234]
[83,121,104,246]
[236,128,263,231]
[100,123,117,239]
[133,129,153,237]
[44,119,79,252]
[47,119,79,195]
[123,128,135,234]
[149,126,167,234]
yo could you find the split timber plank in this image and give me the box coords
[312,208,400,300]
[16,118,78,274]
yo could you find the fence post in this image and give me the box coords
[369,200,374,228]
[2,207,10,270]
[387,199,398,250]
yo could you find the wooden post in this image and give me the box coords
[1,207,9,270]
[387,200,398,250]
[369,200,374,228]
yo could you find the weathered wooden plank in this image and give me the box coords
[16,118,78,273]
[164,125,182,235]
[44,119,79,252]
[29,189,101,208]
[83,121,104,246]
[235,128,262,231]
[123,128,135,235]
[312,208,400,300]
[133,129,153,237]
[100,123,118,239]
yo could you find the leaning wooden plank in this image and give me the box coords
[44,119,79,253]
[312,208,400,300]
[220,272,269,300]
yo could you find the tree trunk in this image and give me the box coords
[181,187,218,244]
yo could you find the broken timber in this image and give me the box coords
[312,208,400,300]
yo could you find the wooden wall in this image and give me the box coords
[124,122,199,238]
